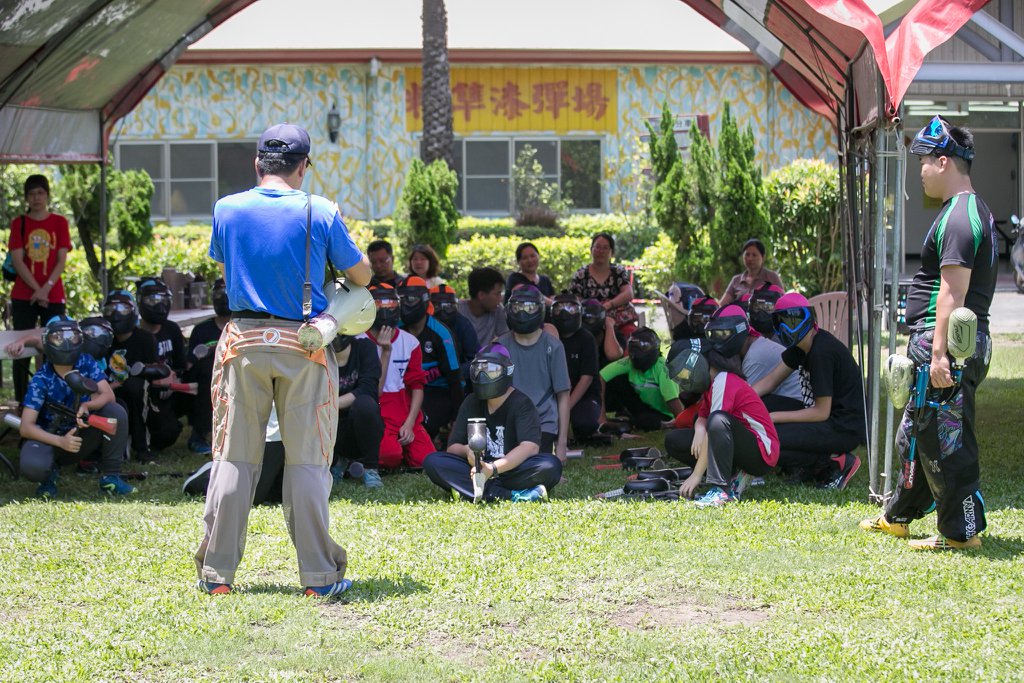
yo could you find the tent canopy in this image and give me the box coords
[0,0,256,163]
[0,0,990,164]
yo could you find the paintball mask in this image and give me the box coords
[772,293,816,348]
[506,287,545,335]
[470,344,515,400]
[397,276,431,326]
[910,115,975,161]
[667,348,711,395]
[102,290,138,335]
[581,298,606,335]
[747,284,784,337]
[136,278,172,325]
[687,297,719,338]
[550,293,582,338]
[429,284,459,328]
[370,284,401,329]
[80,316,114,361]
[211,278,230,317]
[41,315,83,367]
[705,305,749,358]
[627,327,661,373]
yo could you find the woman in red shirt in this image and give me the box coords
[8,174,72,402]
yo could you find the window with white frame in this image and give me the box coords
[116,140,255,222]
[428,137,603,215]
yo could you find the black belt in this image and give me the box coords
[231,310,303,323]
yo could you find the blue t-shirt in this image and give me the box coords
[210,187,363,319]
[24,355,106,432]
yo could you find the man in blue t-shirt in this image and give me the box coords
[195,123,371,599]
[18,317,133,498]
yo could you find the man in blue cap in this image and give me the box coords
[195,123,371,597]
[860,116,997,550]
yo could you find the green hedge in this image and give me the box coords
[442,235,592,299]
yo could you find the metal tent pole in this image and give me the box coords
[99,114,109,297]
[882,126,906,498]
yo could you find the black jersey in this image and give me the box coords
[906,192,998,334]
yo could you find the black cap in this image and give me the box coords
[257,123,311,156]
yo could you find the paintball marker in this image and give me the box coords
[467,418,488,503]
[882,307,977,489]
[3,371,118,437]
[129,362,198,394]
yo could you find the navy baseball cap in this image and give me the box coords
[257,123,311,157]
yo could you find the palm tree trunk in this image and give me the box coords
[421,0,454,169]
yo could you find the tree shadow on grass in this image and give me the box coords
[242,576,428,603]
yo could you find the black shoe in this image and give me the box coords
[817,453,861,491]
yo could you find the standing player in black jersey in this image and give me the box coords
[861,116,997,550]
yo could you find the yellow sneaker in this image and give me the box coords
[908,535,981,551]
[859,515,910,538]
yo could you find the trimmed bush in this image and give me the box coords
[393,158,460,259]
[632,232,677,296]
[764,158,842,296]
[442,235,591,299]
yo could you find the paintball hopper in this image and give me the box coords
[636,467,694,485]
[947,307,978,361]
[64,370,98,396]
[298,279,376,352]
[883,354,915,409]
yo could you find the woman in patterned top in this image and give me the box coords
[569,232,638,343]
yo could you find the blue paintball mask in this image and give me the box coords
[910,116,975,161]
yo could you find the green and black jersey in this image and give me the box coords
[906,192,998,334]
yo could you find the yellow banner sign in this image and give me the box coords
[405,67,617,134]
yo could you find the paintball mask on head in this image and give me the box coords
[627,327,662,373]
[429,284,459,328]
[747,284,784,337]
[370,284,401,329]
[772,293,816,348]
[102,290,138,335]
[211,278,230,317]
[41,315,83,367]
[470,344,515,400]
[397,276,431,326]
[667,348,711,395]
[506,287,545,334]
[687,297,719,338]
[705,305,749,358]
[136,278,172,325]
[550,293,582,338]
[910,115,975,161]
[581,298,605,335]
[80,316,114,361]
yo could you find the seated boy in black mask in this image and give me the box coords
[549,293,602,442]
[423,343,562,502]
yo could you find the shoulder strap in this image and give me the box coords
[302,192,312,322]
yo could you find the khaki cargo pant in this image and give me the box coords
[194,319,345,587]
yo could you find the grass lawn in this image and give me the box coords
[0,336,1022,681]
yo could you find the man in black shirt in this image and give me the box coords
[549,294,601,441]
[862,116,996,550]
[367,239,405,289]
[423,343,562,502]
[752,293,866,490]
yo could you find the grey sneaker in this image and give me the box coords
[363,468,383,488]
